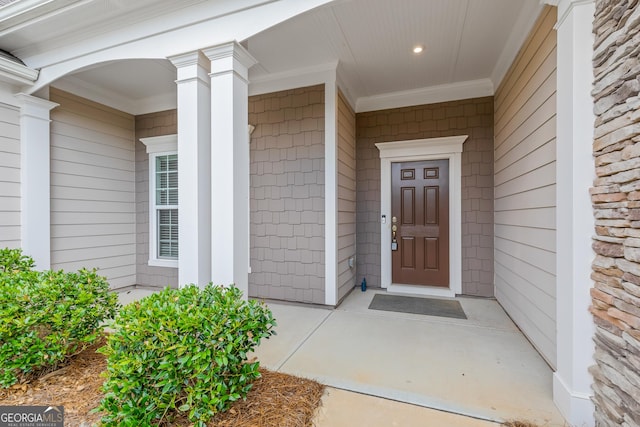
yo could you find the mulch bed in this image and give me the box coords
[0,338,325,427]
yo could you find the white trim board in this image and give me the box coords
[376,136,468,298]
[357,79,493,113]
[324,76,338,306]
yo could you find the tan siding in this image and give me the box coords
[356,97,494,296]
[0,103,20,248]
[493,5,557,367]
[134,109,178,289]
[50,88,136,289]
[249,85,326,304]
[337,90,357,302]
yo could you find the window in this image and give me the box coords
[155,154,178,259]
[140,135,178,268]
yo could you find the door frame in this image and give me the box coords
[376,135,468,298]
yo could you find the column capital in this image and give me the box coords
[554,0,595,28]
[168,50,210,85]
[14,93,58,118]
[168,50,209,69]
[202,41,257,81]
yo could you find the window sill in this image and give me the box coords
[148,259,178,268]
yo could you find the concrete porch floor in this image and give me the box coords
[116,288,566,426]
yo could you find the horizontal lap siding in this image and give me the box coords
[337,90,357,302]
[0,103,20,248]
[50,88,136,289]
[493,6,557,367]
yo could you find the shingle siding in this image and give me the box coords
[249,84,326,304]
[337,89,357,302]
[356,97,494,296]
[134,109,179,289]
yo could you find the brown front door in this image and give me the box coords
[391,159,449,287]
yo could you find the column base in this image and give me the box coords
[553,372,595,427]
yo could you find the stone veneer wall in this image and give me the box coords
[589,1,640,426]
[248,85,325,304]
[356,97,494,296]
[134,109,179,289]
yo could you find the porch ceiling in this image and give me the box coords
[247,0,540,102]
[0,0,542,114]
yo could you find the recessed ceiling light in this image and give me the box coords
[413,45,424,54]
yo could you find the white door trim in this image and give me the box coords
[376,135,468,298]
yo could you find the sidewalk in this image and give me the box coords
[315,388,500,427]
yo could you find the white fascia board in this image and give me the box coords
[249,62,338,96]
[356,79,494,113]
[0,56,38,86]
[491,0,546,89]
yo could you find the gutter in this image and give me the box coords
[0,56,38,85]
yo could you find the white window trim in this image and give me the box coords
[376,135,468,298]
[140,135,178,268]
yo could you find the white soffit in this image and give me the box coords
[52,58,177,115]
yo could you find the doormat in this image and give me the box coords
[368,294,467,319]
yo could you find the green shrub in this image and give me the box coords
[97,284,276,427]
[0,249,119,387]
[0,247,35,273]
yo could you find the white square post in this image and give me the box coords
[169,51,212,287]
[15,93,58,270]
[203,42,256,297]
[553,1,596,425]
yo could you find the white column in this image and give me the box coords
[15,93,58,270]
[553,1,596,426]
[203,42,256,297]
[169,51,212,287]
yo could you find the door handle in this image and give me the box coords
[391,222,398,251]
